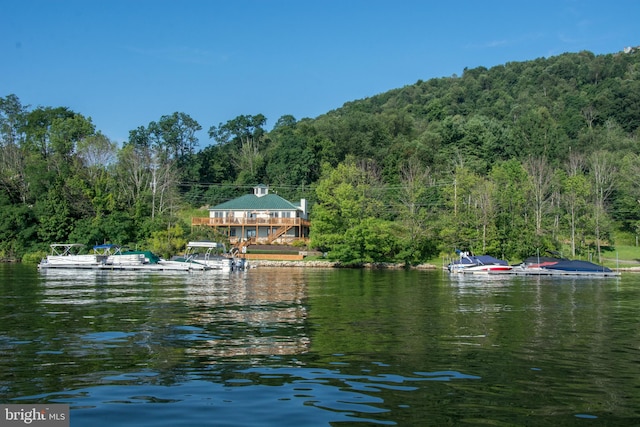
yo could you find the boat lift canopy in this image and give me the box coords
[185,241,229,260]
[48,243,85,256]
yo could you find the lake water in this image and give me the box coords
[1,264,639,426]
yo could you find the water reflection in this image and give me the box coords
[2,265,639,426]
[40,268,312,362]
[181,269,311,360]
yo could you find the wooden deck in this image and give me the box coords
[191,216,310,245]
[192,217,310,228]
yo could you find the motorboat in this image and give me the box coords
[510,255,619,277]
[172,241,247,271]
[447,251,512,274]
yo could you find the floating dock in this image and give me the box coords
[486,268,620,278]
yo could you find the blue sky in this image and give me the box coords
[2,0,638,145]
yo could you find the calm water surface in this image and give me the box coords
[1,264,639,426]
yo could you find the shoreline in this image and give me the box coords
[248,259,640,272]
[6,258,639,271]
[248,260,439,269]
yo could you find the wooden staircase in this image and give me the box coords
[233,237,255,255]
[232,225,298,254]
[267,225,293,243]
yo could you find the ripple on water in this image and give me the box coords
[22,365,482,426]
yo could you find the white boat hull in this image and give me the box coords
[449,264,513,274]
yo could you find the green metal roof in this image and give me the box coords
[210,193,300,211]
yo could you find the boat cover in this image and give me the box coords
[542,259,612,272]
[522,256,564,265]
[451,255,508,266]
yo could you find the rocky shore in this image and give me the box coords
[247,259,439,269]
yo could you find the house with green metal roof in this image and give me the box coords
[192,184,310,246]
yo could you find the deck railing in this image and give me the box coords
[192,217,310,228]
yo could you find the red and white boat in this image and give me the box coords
[447,252,512,274]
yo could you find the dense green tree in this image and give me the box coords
[208,114,267,182]
[0,202,38,257]
[490,160,531,259]
[147,223,187,259]
[148,112,202,182]
[76,132,118,216]
[196,143,238,185]
[48,113,95,173]
[35,186,74,244]
[22,107,76,160]
[333,217,400,265]
[67,211,136,248]
[310,159,390,263]
[265,115,319,188]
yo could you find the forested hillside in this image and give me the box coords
[1,49,639,264]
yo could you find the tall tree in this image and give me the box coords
[589,151,617,261]
[47,113,95,177]
[524,156,554,235]
[439,164,480,253]
[208,114,267,182]
[0,95,28,203]
[77,132,118,216]
[490,160,530,259]
[561,153,590,257]
[116,133,151,212]
[148,112,201,182]
[0,94,26,146]
[471,176,497,254]
[394,157,437,264]
[124,119,184,220]
[22,106,75,159]
[77,132,117,181]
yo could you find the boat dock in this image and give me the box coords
[486,269,620,278]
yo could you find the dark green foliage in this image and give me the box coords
[265,116,320,187]
[0,202,38,257]
[35,187,74,244]
[2,49,640,262]
[68,212,136,248]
